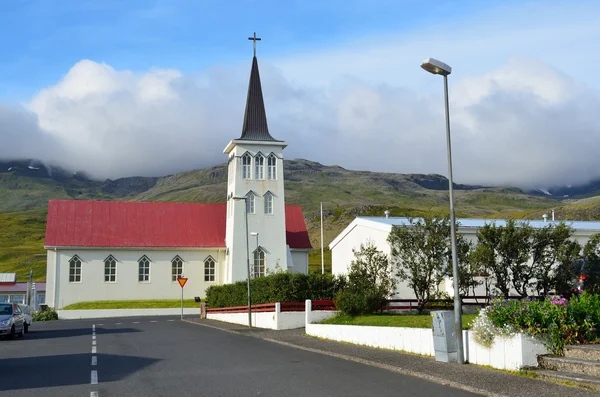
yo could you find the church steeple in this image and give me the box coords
[239,33,277,141]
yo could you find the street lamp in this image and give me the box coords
[421,57,464,364]
[232,196,252,328]
[250,232,259,278]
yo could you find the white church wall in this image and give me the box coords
[289,250,309,274]
[225,141,289,283]
[45,249,57,309]
[49,248,225,309]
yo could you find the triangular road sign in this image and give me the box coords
[177,277,188,288]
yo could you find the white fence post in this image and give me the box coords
[275,302,281,330]
[201,302,206,319]
[305,299,312,326]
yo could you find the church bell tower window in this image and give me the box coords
[267,154,277,180]
[242,153,252,180]
[264,192,273,214]
[246,192,255,214]
[255,154,265,180]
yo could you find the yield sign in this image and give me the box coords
[177,277,188,288]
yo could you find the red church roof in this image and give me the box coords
[45,200,312,250]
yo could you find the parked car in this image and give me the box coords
[0,302,25,339]
[17,304,32,333]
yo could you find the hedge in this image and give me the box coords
[205,272,347,308]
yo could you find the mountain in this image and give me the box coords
[3,157,600,281]
[528,178,600,199]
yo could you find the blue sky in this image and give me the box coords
[2,0,600,188]
[0,0,515,99]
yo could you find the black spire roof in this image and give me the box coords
[239,56,277,141]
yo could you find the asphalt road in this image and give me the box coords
[0,316,481,397]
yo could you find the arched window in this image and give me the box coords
[171,256,184,282]
[246,192,255,214]
[204,256,216,282]
[104,255,117,283]
[253,248,266,278]
[264,192,274,214]
[242,153,252,180]
[267,154,277,180]
[69,255,82,283]
[138,255,151,282]
[255,154,265,180]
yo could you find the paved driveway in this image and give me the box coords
[0,317,480,397]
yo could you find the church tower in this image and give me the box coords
[223,34,288,283]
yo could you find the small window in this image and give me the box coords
[204,257,216,282]
[246,192,255,214]
[104,255,117,283]
[255,154,265,180]
[138,255,151,282]
[171,256,184,281]
[69,255,82,283]
[242,153,252,180]
[267,154,277,180]
[0,295,8,303]
[253,249,266,278]
[10,295,25,304]
[264,192,273,214]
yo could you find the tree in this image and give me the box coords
[582,234,600,294]
[472,223,507,297]
[531,223,579,295]
[388,216,452,313]
[450,235,481,297]
[335,241,396,316]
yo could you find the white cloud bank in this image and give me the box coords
[2,1,600,189]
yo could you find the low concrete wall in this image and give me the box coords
[207,304,307,330]
[304,300,548,371]
[58,308,199,320]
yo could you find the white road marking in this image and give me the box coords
[115,322,122,325]
[91,392,98,397]
[97,323,104,326]
[92,340,96,346]
[92,346,97,354]
[92,335,96,340]
[133,321,140,324]
[91,370,98,384]
[92,324,95,331]
[150,320,157,323]
[167,319,175,322]
[91,356,97,366]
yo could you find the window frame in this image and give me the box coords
[264,192,274,215]
[204,256,216,282]
[246,192,256,214]
[138,255,151,283]
[255,154,265,180]
[242,153,252,180]
[104,255,117,283]
[171,255,184,282]
[267,154,277,180]
[253,248,266,278]
[69,255,82,283]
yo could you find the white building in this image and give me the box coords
[330,216,600,298]
[44,49,312,309]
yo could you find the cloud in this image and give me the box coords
[2,0,600,188]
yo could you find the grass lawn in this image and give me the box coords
[62,299,202,310]
[321,313,478,329]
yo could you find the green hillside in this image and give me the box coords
[3,158,598,281]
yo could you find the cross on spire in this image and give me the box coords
[248,32,261,57]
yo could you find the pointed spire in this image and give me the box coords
[239,39,277,141]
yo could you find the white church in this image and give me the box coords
[44,48,312,309]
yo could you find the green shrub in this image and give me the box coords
[33,308,59,321]
[205,272,346,308]
[334,242,396,316]
[473,292,600,354]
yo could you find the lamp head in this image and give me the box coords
[250,232,259,236]
[232,196,247,201]
[421,58,452,76]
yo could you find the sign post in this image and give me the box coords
[177,277,188,320]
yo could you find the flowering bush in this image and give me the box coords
[472,292,600,354]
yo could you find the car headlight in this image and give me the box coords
[0,319,10,326]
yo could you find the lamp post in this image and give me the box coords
[232,196,252,328]
[421,57,464,364]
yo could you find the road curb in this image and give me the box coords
[182,320,504,397]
